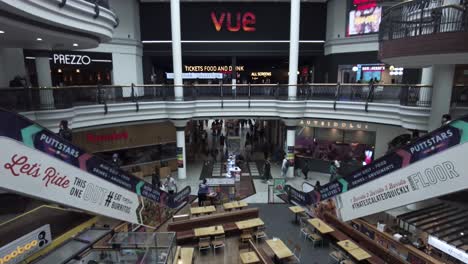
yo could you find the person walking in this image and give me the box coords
[197,179,209,206]
[263,159,272,183]
[281,155,289,178]
[302,159,310,180]
[329,160,340,182]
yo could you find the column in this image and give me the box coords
[418,67,433,106]
[172,120,188,180]
[288,0,300,100]
[170,0,183,100]
[283,119,299,178]
[428,64,455,131]
[35,56,54,109]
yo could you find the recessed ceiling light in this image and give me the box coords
[76,69,80,73]
[36,38,42,41]
[73,43,78,47]
[0,30,4,34]
[58,69,62,73]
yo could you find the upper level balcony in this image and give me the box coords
[0,83,433,131]
[0,0,118,50]
[378,0,468,67]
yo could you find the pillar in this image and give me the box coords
[172,120,188,180]
[283,119,299,178]
[428,64,455,131]
[418,67,433,106]
[288,0,300,100]
[35,56,54,109]
[170,0,183,100]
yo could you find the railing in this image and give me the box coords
[452,84,468,106]
[0,83,432,112]
[58,0,118,27]
[379,0,467,41]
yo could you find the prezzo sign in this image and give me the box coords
[428,236,468,263]
[0,225,51,264]
[210,11,256,32]
[334,142,468,221]
[52,54,91,65]
[0,137,148,226]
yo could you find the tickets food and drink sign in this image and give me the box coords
[0,225,52,264]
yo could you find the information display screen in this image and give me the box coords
[347,0,382,36]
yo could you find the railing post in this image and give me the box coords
[131,83,135,102]
[365,83,374,112]
[333,83,341,111]
[248,83,251,108]
[220,83,224,108]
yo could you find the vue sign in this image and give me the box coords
[211,11,256,32]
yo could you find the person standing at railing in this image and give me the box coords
[58,120,72,142]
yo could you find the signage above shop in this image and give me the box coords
[0,224,52,264]
[361,65,385,72]
[251,72,272,77]
[86,132,129,143]
[300,120,369,130]
[166,72,223,79]
[52,54,91,65]
[184,65,245,72]
[211,11,256,32]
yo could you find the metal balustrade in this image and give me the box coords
[379,0,467,42]
[0,83,433,112]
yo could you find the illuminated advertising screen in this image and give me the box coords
[347,0,382,36]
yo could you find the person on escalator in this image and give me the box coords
[263,159,271,183]
[58,120,72,141]
[302,159,310,180]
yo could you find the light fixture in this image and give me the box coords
[58,69,62,73]
[76,69,80,73]
[461,232,465,236]
[36,37,42,41]
[0,30,4,34]
[352,66,359,72]
[73,43,78,47]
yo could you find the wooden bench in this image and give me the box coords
[248,239,275,264]
[169,208,259,243]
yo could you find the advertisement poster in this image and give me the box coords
[334,142,468,221]
[176,147,183,168]
[0,225,51,264]
[0,110,161,203]
[313,120,465,204]
[348,6,382,36]
[0,137,157,227]
[285,185,312,206]
[273,178,286,194]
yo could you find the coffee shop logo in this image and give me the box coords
[211,11,256,32]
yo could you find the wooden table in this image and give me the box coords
[337,240,360,251]
[173,246,194,264]
[223,201,248,210]
[240,251,260,264]
[235,218,265,230]
[308,218,335,234]
[190,206,216,216]
[194,225,225,237]
[289,206,305,223]
[266,239,294,260]
[348,248,372,261]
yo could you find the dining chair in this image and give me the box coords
[254,226,268,244]
[198,237,211,253]
[309,232,323,248]
[241,229,253,243]
[211,235,226,255]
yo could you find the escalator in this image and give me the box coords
[0,109,191,261]
[284,115,468,222]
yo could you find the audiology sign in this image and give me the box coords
[0,137,152,227]
[334,141,468,222]
[0,224,51,264]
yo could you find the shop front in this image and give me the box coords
[141,2,326,85]
[24,50,113,87]
[295,119,376,175]
[72,121,177,180]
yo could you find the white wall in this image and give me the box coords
[324,0,379,55]
[84,0,143,86]
[0,48,27,87]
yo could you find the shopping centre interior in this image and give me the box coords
[1,0,468,263]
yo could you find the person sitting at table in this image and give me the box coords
[198,179,209,206]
